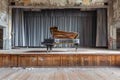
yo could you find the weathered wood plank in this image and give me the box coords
[0,54,119,67]
[0,68,120,80]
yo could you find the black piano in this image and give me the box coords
[41,38,80,52]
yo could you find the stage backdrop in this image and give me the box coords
[12,8,107,48]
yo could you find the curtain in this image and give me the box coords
[96,9,108,47]
[12,9,26,47]
[12,9,97,47]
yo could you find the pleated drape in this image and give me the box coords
[96,9,108,47]
[12,9,100,48]
[12,9,26,47]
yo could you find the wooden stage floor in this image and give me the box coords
[0,67,120,80]
[0,48,120,54]
[0,48,120,67]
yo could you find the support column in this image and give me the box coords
[3,7,12,50]
[112,27,117,49]
[107,0,117,49]
[108,0,120,50]
[8,7,12,50]
[108,25,117,50]
[3,27,9,49]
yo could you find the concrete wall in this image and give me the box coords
[10,0,108,6]
[0,0,10,50]
[113,0,120,49]
[108,0,120,49]
[0,0,8,27]
[113,0,120,21]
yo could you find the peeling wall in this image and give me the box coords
[108,0,120,49]
[48,0,67,6]
[0,0,8,27]
[113,0,120,22]
[114,0,120,49]
[0,0,10,50]
[10,0,108,6]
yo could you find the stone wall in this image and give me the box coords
[0,0,8,27]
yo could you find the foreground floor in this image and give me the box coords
[0,67,120,80]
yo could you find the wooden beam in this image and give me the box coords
[0,54,120,67]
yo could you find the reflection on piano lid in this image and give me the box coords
[42,38,80,44]
[54,39,80,44]
[50,27,79,39]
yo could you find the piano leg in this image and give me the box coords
[50,45,53,52]
[47,46,49,52]
[74,43,79,51]
[46,45,54,52]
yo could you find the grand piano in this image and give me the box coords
[42,27,80,52]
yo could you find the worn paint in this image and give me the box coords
[113,0,120,21]
[109,0,120,49]
[10,0,108,6]
[0,0,11,50]
[0,0,8,27]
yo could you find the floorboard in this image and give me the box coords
[0,67,120,80]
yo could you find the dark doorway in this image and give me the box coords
[117,29,120,48]
[0,28,3,49]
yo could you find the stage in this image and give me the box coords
[0,48,120,54]
[0,48,120,67]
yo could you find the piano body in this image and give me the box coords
[42,27,80,52]
[50,27,78,39]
